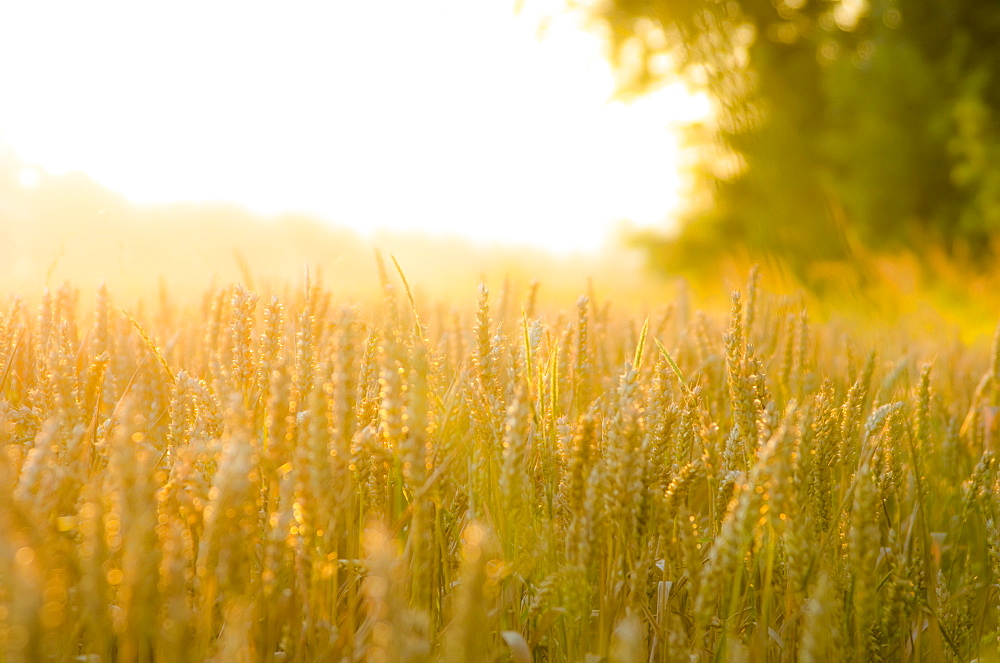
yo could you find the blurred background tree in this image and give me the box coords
[589,0,1000,283]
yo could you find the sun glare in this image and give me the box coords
[18,166,40,189]
[0,0,709,254]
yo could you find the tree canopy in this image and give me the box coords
[590,0,1000,279]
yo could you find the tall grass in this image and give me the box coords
[0,267,999,661]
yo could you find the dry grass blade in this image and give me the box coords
[633,316,649,368]
[0,325,22,392]
[501,631,532,663]
[121,307,175,383]
[654,336,692,396]
[390,254,417,315]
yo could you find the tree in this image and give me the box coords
[590,0,1000,279]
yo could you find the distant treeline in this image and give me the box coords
[592,0,1000,281]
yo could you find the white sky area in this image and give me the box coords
[0,1,709,254]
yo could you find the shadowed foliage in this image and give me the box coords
[590,0,1000,281]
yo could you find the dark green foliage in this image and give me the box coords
[592,0,1000,276]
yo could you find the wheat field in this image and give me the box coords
[1,263,999,662]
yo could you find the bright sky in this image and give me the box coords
[0,0,709,254]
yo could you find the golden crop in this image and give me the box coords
[0,266,998,661]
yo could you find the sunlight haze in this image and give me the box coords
[0,0,709,253]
